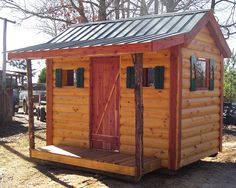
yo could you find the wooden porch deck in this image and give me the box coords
[31,145,161,177]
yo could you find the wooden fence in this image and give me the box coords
[0,89,13,123]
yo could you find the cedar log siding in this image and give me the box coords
[52,57,90,148]
[120,50,170,167]
[49,51,170,167]
[180,27,222,167]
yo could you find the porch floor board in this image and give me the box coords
[31,145,161,177]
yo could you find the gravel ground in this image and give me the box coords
[0,113,236,188]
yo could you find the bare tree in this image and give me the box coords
[0,0,236,40]
[154,0,159,13]
[69,0,89,23]
[210,0,236,39]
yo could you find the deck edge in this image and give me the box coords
[31,149,136,176]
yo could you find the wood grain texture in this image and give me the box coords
[46,59,53,145]
[180,27,222,167]
[169,46,179,170]
[90,56,120,151]
[26,59,35,150]
[119,51,170,168]
[177,45,183,169]
[219,54,224,152]
[52,58,90,148]
[51,51,170,169]
[31,145,161,177]
[9,42,153,59]
[180,148,219,167]
[134,53,144,180]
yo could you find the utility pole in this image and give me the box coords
[0,17,16,91]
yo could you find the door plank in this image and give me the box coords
[91,56,120,151]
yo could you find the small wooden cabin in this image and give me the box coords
[8,10,231,181]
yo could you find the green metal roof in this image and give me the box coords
[12,10,209,53]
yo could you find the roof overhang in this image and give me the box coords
[8,34,186,60]
[184,10,231,58]
[8,10,231,60]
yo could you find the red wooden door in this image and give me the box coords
[90,57,120,151]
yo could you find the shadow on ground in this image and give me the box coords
[0,142,105,187]
[1,140,236,188]
[101,160,236,187]
[0,120,27,138]
[1,114,235,187]
[223,125,236,137]
[0,115,45,140]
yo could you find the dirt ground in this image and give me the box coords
[0,113,236,188]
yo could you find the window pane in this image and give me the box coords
[142,68,154,87]
[62,69,74,86]
[143,68,148,87]
[148,68,154,86]
[67,70,74,86]
[195,60,207,88]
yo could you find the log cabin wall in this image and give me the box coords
[120,50,170,167]
[51,57,90,148]
[180,26,222,167]
[49,50,171,168]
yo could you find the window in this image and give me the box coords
[143,68,154,87]
[55,68,84,88]
[126,66,165,89]
[62,70,74,86]
[190,55,215,91]
[195,58,208,89]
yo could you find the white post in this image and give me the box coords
[2,19,7,90]
[0,17,16,90]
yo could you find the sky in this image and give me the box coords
[0,9,51,82]
[0,8,236,82]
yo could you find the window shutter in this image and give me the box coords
[154,66,165,89]
[76,68,84,88]
[55,69,62,88]
[190,55,197,91]
[209,59,215,90]
[126,66,134,88]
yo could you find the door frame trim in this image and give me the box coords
[89,56,120,150]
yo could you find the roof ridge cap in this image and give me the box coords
[69,9,210,28]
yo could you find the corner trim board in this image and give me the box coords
[46,59,53,145]
[219,54,224,151]
[169,47,180,170]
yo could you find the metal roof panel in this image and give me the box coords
[125,18,153,37]
[146,16,173,35]
[49,27,74,43]
[10,10,210,53]
[169,14,194,33]
[115,19,143,38]
[88,22,114,40]
[106,20,133,38]
[97,21,123,39]
[180,12,205,32]
[57,26,84,43]
[79,23,106,41]
[135,18,161,36]
[157,15,183,34]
